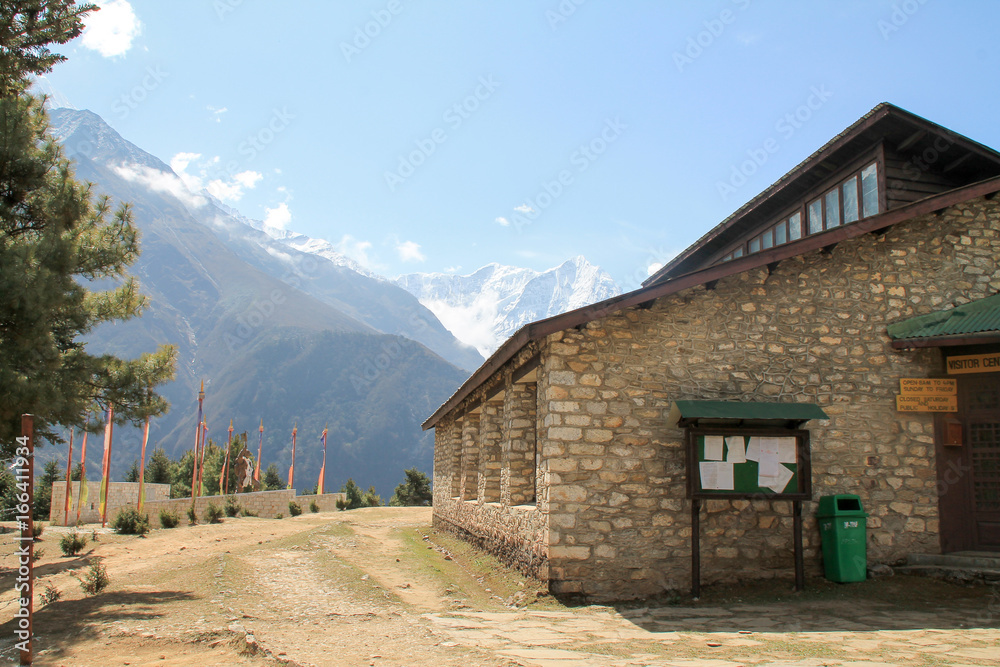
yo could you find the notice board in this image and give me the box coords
[686,427,811,500]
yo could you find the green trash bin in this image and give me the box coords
[816,494,868,582]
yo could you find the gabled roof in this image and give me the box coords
[644,103,1000,286]
[888,293,1000,349]
[423,103,1000,430]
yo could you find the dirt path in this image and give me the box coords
[1,507,998,667]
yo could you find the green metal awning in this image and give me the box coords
[888,293,1000,348]
[667,400,829,428]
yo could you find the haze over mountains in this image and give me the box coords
[44,106,618,496]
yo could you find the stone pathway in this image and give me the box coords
[424,601,1000,667]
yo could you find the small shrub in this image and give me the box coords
[40,584,61,605]
[203,502,223,524]
[80,559,110,595]
[335,497,347,511]
[309,500,320,513]
[240,508,258,517]
[31,522,44,539]
[31,547,44,562]
[224,496,241,517]
[111,508,150,535]
[288,501,302,517]
[274,513,283,520]
[91,529,99,542]
[159,509,180,528]
[59,532,87,557]
[187,507,198,525]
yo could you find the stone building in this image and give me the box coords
[424,103,1000,600]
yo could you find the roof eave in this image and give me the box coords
[423,175,1000,430]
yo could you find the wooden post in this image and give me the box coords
[691,497,701,599]
[793,500,804,592]
[18,414,34,665]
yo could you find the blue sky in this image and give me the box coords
[39,0,1000,290]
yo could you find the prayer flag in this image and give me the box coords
[317,426,328,495]
[138,417,149,513]
[288,423,297,489]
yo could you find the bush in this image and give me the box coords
[159,509,180,529]
[80,560,110,595]
[288,501,302,517]
[31,547,44,562]
[203,502,223,524]
[187,507,198,525]
[274,513,283,520]
[111,508,150,535]
[240,508,258,517]
[31,522,44,539]
[224,496,241,517]
[40,583,61,605]
[309,500,319,513]
[59,532,87,557]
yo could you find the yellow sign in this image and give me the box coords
[899,378,957,395]
[946,352,1000,375]
[896,395,958,412]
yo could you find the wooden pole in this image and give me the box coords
[691,498,701,599]
[63,430,73,526]
[137,417,149,514]
[17,414,35,665]
[100,406,114,528]
[191,380,204,504]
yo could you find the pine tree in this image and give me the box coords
[0,96,177,450]
[145,446,172,485]
[0,1,97,96]
[389,468,432,506]
[262,464,282,491]
[33,458,60,519]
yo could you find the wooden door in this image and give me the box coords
[938,373,1000,552]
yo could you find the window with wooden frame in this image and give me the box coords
[719,160,881,263]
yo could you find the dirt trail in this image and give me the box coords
[1,507,998,667]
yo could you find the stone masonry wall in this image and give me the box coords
[539,196,1000,599]
[49,482,170,525]
[433,345,549,577]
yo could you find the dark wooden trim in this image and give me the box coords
[511,354,540,384]
[890,334,1000,349]
[423,176,1000,429]
[691,498,701,598]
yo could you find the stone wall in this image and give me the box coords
[433,194,1000,601]
[539,196,999,599]
[49,482,170,525]
[49,482,345,527]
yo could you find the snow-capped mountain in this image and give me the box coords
[396,257,621,357]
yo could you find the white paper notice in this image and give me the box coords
[699,461,735,490]
[764,463,795,493]
[725,436,746,464]
[757,437,781,482]
[777,437,797,464]
[704,435,725,461]
[744,436,760,462]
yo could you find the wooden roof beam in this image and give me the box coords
[896,129,927,152]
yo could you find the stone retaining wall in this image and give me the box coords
[48,482,346,527]
[49,482,170,525]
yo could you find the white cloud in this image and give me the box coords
[81,0,142,57]
[206,178,241,201]
[334,234,374,268]
[647,262,664,276]
[421,296,500,358]
[396,240,426,262]
[514,204,535,214]
[111,162,205,208]
[234,171,263,189]
[264,202,292,230]
[444,266,462,273]
[495,216,510,227]
[207,105,228,122]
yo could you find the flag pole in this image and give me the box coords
[255,418,263,487]
[199,420,208,496]
[191,380,204,505]
[138,417,150,514]
[288,423,297,490]
[318,425,328,495]
[64,429,74,526]
[222,419,233,495]
[99,406,114,528]
[76,418,89,526]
